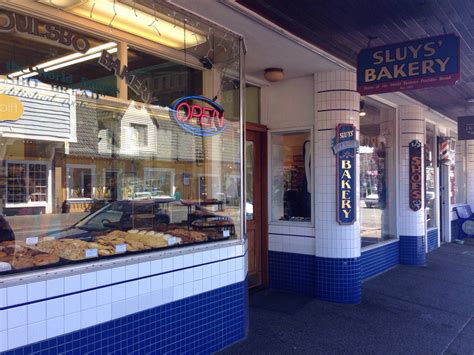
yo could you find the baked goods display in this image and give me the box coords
[0,240,60,270]
[1,220,231,274]
[95,230,171,252]
[166,228,207,244]
[32,239,97,260]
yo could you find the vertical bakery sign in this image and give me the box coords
[409,139,423,211]
[334,123,358,224]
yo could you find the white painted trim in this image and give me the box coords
[5,160,51,210]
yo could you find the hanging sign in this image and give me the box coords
[357,34,460,95]
[169,95,226,137]
[336,123,357,225]
[457,116,474,141]
[409,139,423,211]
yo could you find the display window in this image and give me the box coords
[359,99,396,246]
[454,136,466,204]
[270,130,312,223]
[0,3,242,275]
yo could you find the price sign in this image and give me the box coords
[26,237,38,245]
[85,248,98,258]
[166,237,177,246]
[115,244,127,253]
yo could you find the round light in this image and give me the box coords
[359,112,366,117]
[264,68,284,82]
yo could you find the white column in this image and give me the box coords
[314,70,361,304]
[314,70,360,259]
[398,105,426,265]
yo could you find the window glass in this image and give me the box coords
[271,131,311,223]
[0,7,242,275]
[425,122,437,229]
[67,165,95,199]
[246,85,260,123]
[359,99,396,247]
[454,138,466,204]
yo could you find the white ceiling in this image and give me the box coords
[169,0,342,83]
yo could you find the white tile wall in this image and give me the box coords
[0,243,246,351]
[314,71,361,259]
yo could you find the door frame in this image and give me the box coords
[246,122,269,286]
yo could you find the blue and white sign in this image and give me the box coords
[357,34,460,95]
[336,124,357,225]
[169,95,226,137]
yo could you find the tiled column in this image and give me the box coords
[467,141,474,207]
[314,71,361,304]
[398,105,426,266]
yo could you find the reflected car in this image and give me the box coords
[364,193,380,208]
[43,198,173,240]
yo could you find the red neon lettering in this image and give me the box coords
[212,110,225,128]
[191,104,203,123]
[176,102,190,122]
[200,107,212,127]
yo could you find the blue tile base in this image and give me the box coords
[427,229,439,252]
[361,241,399,280]
[400,235,426,265]
[2,281,247,355]
[315,256,361,304]
[268,251,316,296]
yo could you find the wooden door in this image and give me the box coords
[246,124,268,288]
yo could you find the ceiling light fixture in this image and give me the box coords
[359,100,366,116]
[264,68,284,82]
[38,0,206,49]
[10,42,117,78]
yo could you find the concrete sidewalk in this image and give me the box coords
[221,242,474,355]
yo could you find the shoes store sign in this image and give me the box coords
[357,34,460,95]
[409,140,423,211]
[334,124,358,224]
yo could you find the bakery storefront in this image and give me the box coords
[0,1,246,354]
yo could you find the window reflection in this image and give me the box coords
[360,99,396,247]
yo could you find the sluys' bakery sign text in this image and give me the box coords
[334,123,358,224]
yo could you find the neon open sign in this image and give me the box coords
[169,95,226,137]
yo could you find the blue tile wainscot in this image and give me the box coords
[361,241,400,281]
[427,229,439,252]
[268,251,316,296]
[399,235,426,266]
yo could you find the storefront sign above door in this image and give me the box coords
[409,139,423,211]
[357,34,460,95]
[457,116,474,140]
[169,96,226,137]
[0,10,91,53]
[336,123,356,225]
